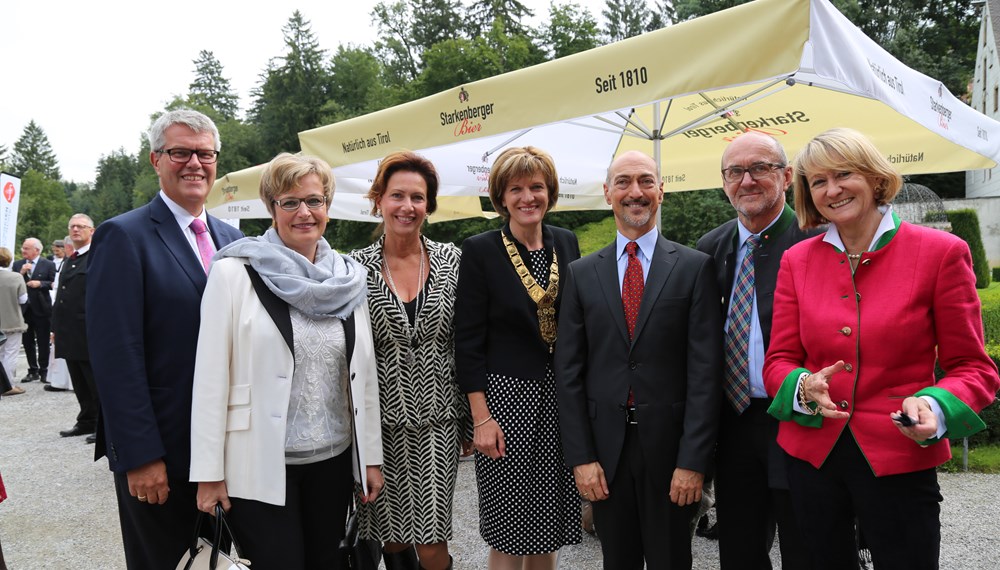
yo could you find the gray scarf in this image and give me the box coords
[214,228,367,320]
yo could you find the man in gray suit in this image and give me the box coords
[555,151,723,569]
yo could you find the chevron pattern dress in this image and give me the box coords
[350,237,470,544]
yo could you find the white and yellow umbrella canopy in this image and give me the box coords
[210,0,1000,221]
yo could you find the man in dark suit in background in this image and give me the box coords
[87,109,243,569]
[12,237,56,383]
[696,131,818,570]
[555,151,722,569]
[51,214,98,438]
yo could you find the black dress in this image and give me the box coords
[456,228,582,556]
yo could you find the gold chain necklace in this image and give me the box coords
[501,232,559,353]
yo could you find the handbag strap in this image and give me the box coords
[184,503,246,570]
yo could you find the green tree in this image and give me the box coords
[602,0,653,42]
[16,169,72,246]
[466,0,534,36]
[419,19,544,96]
[538,2,603,59]
[10,120,61,181]
[250,11,332,156]
[0,144,8,170]
[89,149,140,225]
[188,50,241,120]
[660,188,735,247]
[323,46,396,124]
[371,1,421,86]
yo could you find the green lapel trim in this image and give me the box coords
[871,211,901,252]
[767,367,823,428]
[730,204,796,249]
[827,210,900,254]
[914,386,986,442]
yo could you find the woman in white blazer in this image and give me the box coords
[190,153,383,569]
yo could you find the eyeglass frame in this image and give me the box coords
[155,148,220,164]
[272,196,329,212]
[720,162,786,184]
[68,224,94,231]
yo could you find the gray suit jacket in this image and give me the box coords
[554,233,723,484]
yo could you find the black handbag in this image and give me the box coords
[175,504,251,570]
[339,499,381,570]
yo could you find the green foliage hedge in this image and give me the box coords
[946,209,991,288]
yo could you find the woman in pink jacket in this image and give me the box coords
[764,128,999,570]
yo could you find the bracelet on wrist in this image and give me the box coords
[797,373,818,416]
[474,415,493,428]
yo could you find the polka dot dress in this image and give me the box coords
[475,248,582,555]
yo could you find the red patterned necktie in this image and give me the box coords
[622,241,644,340]
[190,219,213,274]
[622,241,644,408]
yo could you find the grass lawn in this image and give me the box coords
[939,443,1000,474]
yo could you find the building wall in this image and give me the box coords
[943,196,1000,267]
[969,2,1000,198]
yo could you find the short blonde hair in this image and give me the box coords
[488,146,559,220]
[793,128,902,228]
[0,247,11,268]
[259,153,335,218]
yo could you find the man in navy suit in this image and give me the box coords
[87,109,243,569]
[12,238,56,382]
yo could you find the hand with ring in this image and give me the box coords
[137,495,148,502]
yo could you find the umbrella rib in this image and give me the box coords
[661,76,793,139]
[480,129,533,162]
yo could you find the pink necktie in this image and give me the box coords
[190,219,213,274]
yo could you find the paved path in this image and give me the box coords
[2,351,998,568]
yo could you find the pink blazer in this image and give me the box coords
[764,222,999,477]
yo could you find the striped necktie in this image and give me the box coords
[724,234,760,413]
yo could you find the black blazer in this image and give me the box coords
[12,257,56,318]
[455,224,581,393]
[554,233,723,484]
[695,206,821,353]
[52,250,90,360]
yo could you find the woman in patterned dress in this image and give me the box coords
[455,146,582,569]
[351,151,470,570]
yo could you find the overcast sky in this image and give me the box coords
[3,0,609,184]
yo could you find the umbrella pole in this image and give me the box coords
[654,101,663,232]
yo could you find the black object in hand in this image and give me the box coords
[892,412,916,427]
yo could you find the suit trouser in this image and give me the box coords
[716,399,811,570]
[226,449,354,570]
[21,311,49,376]
[591,424,697,570]
[786,429,941,570]
[113,471,200,570]
[65,359,98,430]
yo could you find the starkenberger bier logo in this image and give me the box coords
[440,87,496,137]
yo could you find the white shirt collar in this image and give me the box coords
[159,190,208,230]
[822,204,896,252]
[616,226,659,260]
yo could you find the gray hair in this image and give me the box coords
[69,213,95,228]
[147,109,221,152]
[24,237,42,253]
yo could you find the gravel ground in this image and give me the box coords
[2,349,998,569]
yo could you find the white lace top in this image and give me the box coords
[284,307,352,465]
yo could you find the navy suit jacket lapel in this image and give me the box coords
[631,236,676,343]
[595,243,630,346]
[149,194,207,292]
